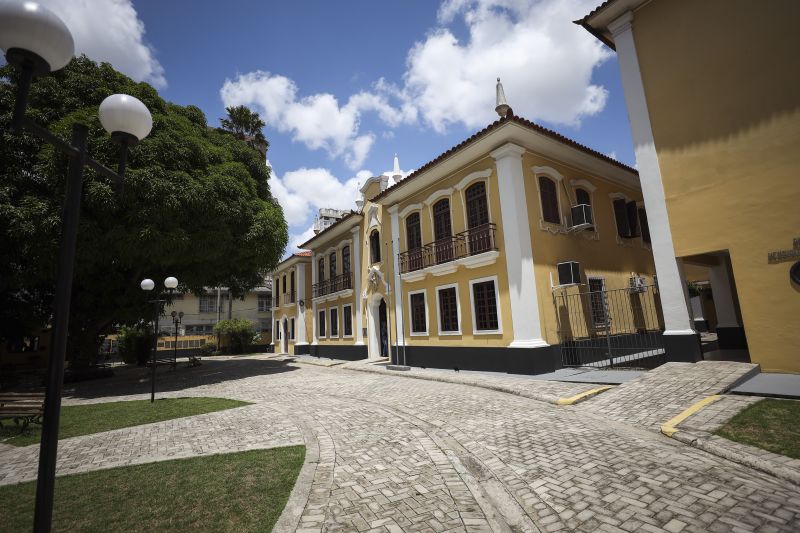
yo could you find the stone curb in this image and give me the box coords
[341,361,603,406]
[278,356,345,367]
[669,429,800,487]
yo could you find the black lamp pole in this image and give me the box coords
[171,311,183,368]
[6,63,139,533]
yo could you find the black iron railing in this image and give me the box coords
[312,272,353,298]
[399,223,498,274]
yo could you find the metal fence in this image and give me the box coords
[399,223,498,273]
[554,282,665,368]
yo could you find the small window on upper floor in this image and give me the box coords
[342,246,351,274]
[329,252,337,278]
[318,257,325,281]
[575,188,591,207]
[612,198,641,239]
[538,176,560,224]
[370,229,381,263]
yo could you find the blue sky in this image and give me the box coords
[32,0,633,251]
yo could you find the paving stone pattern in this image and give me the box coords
[576,361,759,429]
[1,358,798,532]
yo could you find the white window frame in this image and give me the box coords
[318,309,327,339]
[435,283,462,336]
[609,192,636,247]
[468,275,503,335]
[329,306,340,338]
[407,289,429,336]
[454,169,493,232]
[342,304,354,338]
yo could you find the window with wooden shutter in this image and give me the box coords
[626,201,640,237]
[342,246,350,273]
[437,287,459,333]
[638,207,651,244]
[406,213,421,250]
[538,177,560,224]
[318,257,325,281]
[472,280,499,331]
[612,198,630,237]
[330,307,338,337]
[575,188,591,206]
[370,230,381,263]
[410,292,427,334]
[466,182,489,229]
[329,252,337,278]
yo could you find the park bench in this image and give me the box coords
[0,391,45,430]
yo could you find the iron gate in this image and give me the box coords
[554,281,666,368]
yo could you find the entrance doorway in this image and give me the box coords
[378,299,388,358]
[282,318,288,354]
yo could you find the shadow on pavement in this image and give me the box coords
[63,357,296,400]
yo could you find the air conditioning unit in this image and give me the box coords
[628,275,647,293]
[557,261,581,286]
[568,204,593,231]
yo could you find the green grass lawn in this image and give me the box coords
[1,446,305,532]
[715,398,800,459]
[0,397,250,447]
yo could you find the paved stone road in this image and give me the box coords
[1,358,798,532]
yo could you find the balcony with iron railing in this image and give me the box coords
[312,272,353,299]
[282,291,296,304]
[399,223,498,274]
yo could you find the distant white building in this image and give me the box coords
[313,208,350,234]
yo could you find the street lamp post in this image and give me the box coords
[141,277,178,403]
[0,3,153,531]
[171,310,184,369]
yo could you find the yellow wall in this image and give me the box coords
[633,0,800,371]
[271,258,312,355]
[394,158,514,346]
[522,152,657,344]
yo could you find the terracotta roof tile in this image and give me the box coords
[294,251,312,257]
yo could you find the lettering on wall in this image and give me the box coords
[767,237,800,264]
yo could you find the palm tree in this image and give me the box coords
[220,105,268,153]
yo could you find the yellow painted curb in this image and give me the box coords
[556,386,614,405]
[661,395,722,437]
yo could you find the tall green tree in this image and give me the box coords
[220,105,268,151]
[0,56,288,364]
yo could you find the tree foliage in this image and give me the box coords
[0,56,288,364]
[220,105,268,151]
[213,318,257,354]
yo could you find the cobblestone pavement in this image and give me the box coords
[576,361,759,429]
[1,358,798,532]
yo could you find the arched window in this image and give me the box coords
[274,278,279,305]
[405,212,423,271]
[406,213,421,250]
[575,188,591,206]
[433,198,453,264]
[290,271,295,301]
[465,182,491,254]
[538,176,560,224]
[329,251,337,278]
[282,275,287,296]
[465,182,489,229]
[370,230,381,263]
[318,257,325,281]
[342,246,350,274]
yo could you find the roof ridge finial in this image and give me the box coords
[495,77,511,118]
[392,153,402,182]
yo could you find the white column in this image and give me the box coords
[491,142,547,347]
[295,263,307,345]
[387,205,405,346]
[311,253,318,345]
[610,12,695,335]
[351,227,364,344]
[709,261,740,328]
[268,275,275,348]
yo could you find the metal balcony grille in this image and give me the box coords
[399,223,498,274]
[312,272,353,298]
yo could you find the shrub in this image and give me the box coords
[213,318,257,354]
[117,325,154,366]
[199,342,217,357]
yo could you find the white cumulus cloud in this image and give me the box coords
[221,72,415,170]
[402,0,611,131]
[40,0,166,87]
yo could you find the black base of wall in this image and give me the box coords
[309,344,368,361]
[717,326,748,350]
[293,344,310,355]
[662,333,703,363]
[390,345,560,375]
[693,319,708,333]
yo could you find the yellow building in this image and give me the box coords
[275,82,675,373]
[577,0,800,372]
[269,251,313,355]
